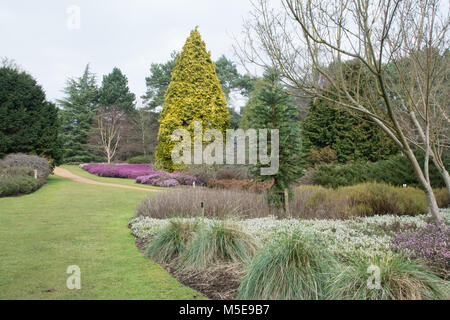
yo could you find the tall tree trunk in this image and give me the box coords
[424,146,430,185]
[405,149,443,224]
[409,111,450,198]
[429,156,450,198]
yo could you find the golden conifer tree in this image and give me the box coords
[155,27,230,171]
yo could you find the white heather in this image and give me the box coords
[129,208,450,256]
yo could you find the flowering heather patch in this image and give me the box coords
[80,163,154,179]
[391,222,450,277]
[170,172,202,185]
[135,172,169,184]
[80,163,199,187]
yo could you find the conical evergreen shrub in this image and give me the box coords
[155,27,230,171]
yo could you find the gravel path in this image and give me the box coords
[54,167,161,192]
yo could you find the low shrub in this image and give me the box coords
[1,153,50,184]
[0,167,41,197]
[147,219,198,264]
[137,188,270,219]
[181,221,259,270]
[183,164,249,185]
[327,252,448,300]
[237,232,335,300]
[136,172,177,187]
[216,166,249,180]
[292,183,433,219]
[136,171,199,187]
[345,183,428,216]
[208,179,272,193]
[313,153,449,189]
[128,155,154,164]
[137,182,440,220]
[390,223,450,279]
[434,188,450,208]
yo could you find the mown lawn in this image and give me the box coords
[0,174,203,299]
[61,165,166,191]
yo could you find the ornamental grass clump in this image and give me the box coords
[180,221,259,270]
[146,219,198,264]
[327,252,449,300]
[237,232,335,300]
[390,223,450,279]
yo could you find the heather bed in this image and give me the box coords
[130,209,450,259]
[129,209,450,299]
[80,163,200,187]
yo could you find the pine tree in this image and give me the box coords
[248,69,303,209]
[98,67,136,113]
[0,66,62,164]
[58,64,99,162]
[142,51,178,111]
[239,80,265,130]
[155,27,230,171]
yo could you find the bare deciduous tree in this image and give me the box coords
[96,106,125,164]
[132,107,159,157]
[235,0,449,223]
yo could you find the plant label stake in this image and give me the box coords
[193,181,196,188]
[201,201,205,225]
[34,169,38,180]
[284,189,290,217]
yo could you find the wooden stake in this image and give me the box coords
[284,189,290,217]
[201,201,205,225]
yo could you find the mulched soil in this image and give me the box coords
[135,237,242,300]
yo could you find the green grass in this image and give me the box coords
[61,165,166,191]
[0,175,204,299]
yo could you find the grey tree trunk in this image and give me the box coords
[405,149,443,224]
[430,156,450,198]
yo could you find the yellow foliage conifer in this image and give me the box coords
[155,27,230,171]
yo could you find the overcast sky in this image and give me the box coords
[0,0,257,108]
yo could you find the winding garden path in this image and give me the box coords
[54,167,162,192]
